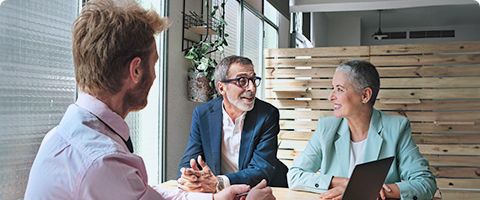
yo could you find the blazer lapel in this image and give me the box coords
[334,119,351,177]
[239,106,256,169]
[363,109,384,163]
[208,99,223,175]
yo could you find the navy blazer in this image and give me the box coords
[178,97,288,187]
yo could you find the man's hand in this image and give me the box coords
[177,155,217,193]
[246,179,275,200]
[213,184,250,200]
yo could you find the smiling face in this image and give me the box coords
[329,71,365,118]
[221,63,257,113]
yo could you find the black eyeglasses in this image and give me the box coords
[221,76,262,88]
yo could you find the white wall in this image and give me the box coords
[278,13,290,48]
[164,0,201,181]
[326,15,361,46]
[362,24,480,45]
[311,12,328,47]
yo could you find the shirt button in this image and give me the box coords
[315,183,319,188]
[413,196,417,200]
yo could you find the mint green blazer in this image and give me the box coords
[287,109,437,200]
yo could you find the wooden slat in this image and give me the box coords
[279,132,480,144]
[265,57,369,67]
[432,167,480,178]
[277,143,480,159]
[266,88,480,100]
[377,65,480,77]
[278,149,300,160]
[279,159,294,168]
[278,132,480,144]
[414,134,480,144]
[268,99,480,111]
[370,42,480,55]
[411,123,480,134]
[278,140,308,151]
[419,144,480,155]
[279,110,480,122]
[437,178,480,189]
[279,120,480,134]
[266,67,335,78]
[266,65,480,78]
[370,54,480,66]
[440,189,480,200]
[278,131,313,141]
[425,155,480,167]
[279,120,317,130]
[266,77,480,89]
[265,46,370,57]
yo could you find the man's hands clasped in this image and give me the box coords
[177,155,275,200]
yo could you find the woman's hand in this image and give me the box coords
[377,184,400,200]
[319,177,349,199]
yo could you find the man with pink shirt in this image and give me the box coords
[24,0,273,199]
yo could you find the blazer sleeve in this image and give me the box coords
[225,107,279,187]
[287,119,332,193]
[395,118,437,200]
[177,107,204,178]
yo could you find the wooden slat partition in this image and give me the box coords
[265,41,480,198]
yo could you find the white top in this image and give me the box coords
[25,93,211,200]
[348,139,367,177]
[218,103,246,188]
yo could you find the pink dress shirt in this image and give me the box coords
[25,93,211,200]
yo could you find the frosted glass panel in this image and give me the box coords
[243,8,263,98]
[243,9,262,75]
[0,0,78,199]
[264,24,278,49]
[224,0,239,57]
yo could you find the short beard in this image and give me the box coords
[124,73,150,112]
[226,91,255,112]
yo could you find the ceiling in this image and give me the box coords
[324,4,480,29]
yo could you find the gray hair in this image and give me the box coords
[214,55,253,91]
[336,60,380,106]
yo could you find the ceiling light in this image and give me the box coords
[372,10,388,40]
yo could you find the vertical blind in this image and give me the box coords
[0,0,78,199]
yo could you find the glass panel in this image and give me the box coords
[242,8,263,98]
[264,1,279,26]
[264,23,278,49]
[125,0,164,185]
[0,0,78,199]
[224,0,239,57]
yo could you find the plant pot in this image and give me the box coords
[187,71,213,102]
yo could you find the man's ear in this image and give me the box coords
[217,81,225,95]
[129,57,143,84]
[362,87,373,104]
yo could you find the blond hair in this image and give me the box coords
[73,0,168,95]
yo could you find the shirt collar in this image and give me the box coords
[75,92,130,141]
[222,103,246,125]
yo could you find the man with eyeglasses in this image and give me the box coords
[177,56,288,195]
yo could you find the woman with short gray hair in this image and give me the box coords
[287,60,437,199]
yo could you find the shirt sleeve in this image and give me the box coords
[78,153,212,200]
[287,119,331,193]
[153,187,213,200]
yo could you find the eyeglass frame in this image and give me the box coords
[220,76,262,88]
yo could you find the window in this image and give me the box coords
[127,0,165,185]
[0,0,78,198]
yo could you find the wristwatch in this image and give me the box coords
[216,176,225,192]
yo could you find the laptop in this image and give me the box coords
[342,156,395,200]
